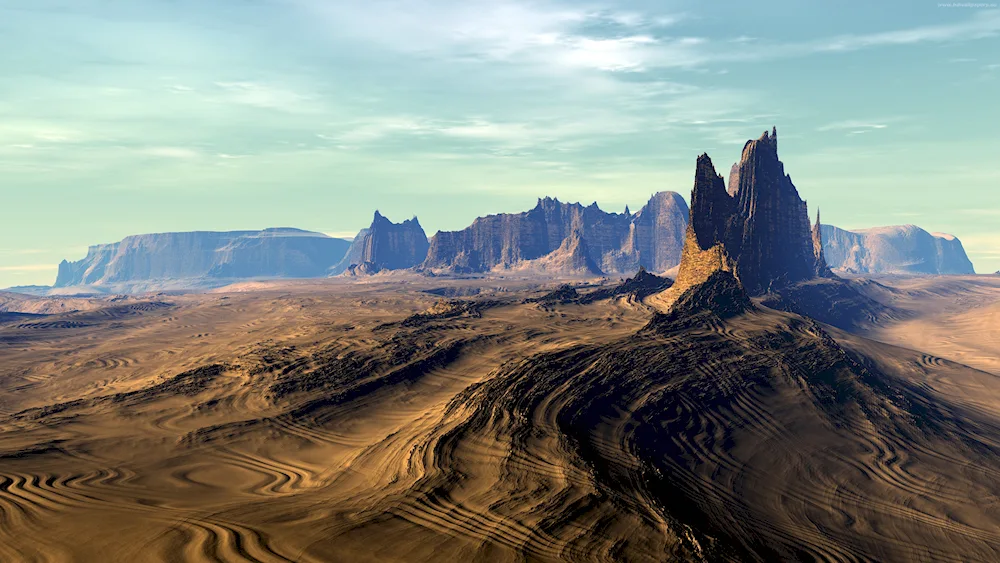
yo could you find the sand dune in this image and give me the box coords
[0,276,997,561]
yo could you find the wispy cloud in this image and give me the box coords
[213,81,314,111]
[817,119,904,135]
[139,147,201,159]
[0,264,57,273]
[298,1,1000,73]
[812,10,1000,52]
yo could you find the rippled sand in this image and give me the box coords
[0,275,997,561]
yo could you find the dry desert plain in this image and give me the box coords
[0,274,999,562]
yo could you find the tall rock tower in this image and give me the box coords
[660,128,831,304]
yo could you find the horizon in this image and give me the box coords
[3,1,1000,287]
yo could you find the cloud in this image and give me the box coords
[296,0,695,71]
[322,116,435,144]
[812,10,1000,52]
[0,248,49,255]
[323,230,363,239]
[213,81,313,111]
[297,1,1000,76]
[139,147,201,159]
[0,264,57,272]
[817,120,895,133]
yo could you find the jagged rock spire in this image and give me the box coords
[812,207,832,277]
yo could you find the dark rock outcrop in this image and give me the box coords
[655,270,754,324]
[54,228,350,290]
[820,224,975,275]
[668,128,828,298]
[423,192,688,275]
[346,212,429,274]
[525,284,581,305]
[579,267,673,304]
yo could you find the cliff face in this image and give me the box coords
[329,228,370,275]
[669,128,829,298]
[54,228,350,289]
[423,192,688,276]
[350,212,429,274]
[821,224,975,275]
[625,192,689,273]
[504,230,603,275]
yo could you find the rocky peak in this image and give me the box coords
[690,154,733,251]
[357,211,430,273]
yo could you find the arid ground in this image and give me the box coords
[1,275,998,562]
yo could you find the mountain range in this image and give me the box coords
[14,144,980,294]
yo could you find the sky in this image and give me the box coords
[1,0,999,287]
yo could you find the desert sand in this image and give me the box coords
[0,275,998,561]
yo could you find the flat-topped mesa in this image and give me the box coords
[356,211,430,273]
[662,127,830,305]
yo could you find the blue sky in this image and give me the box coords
[1,0,999,286]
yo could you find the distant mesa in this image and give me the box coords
[54,228,350,292]
[821,224,975,275]
[423,191,688,276]
[340,211,429,276]
[1,285,51,297]
[660,127,830,308]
